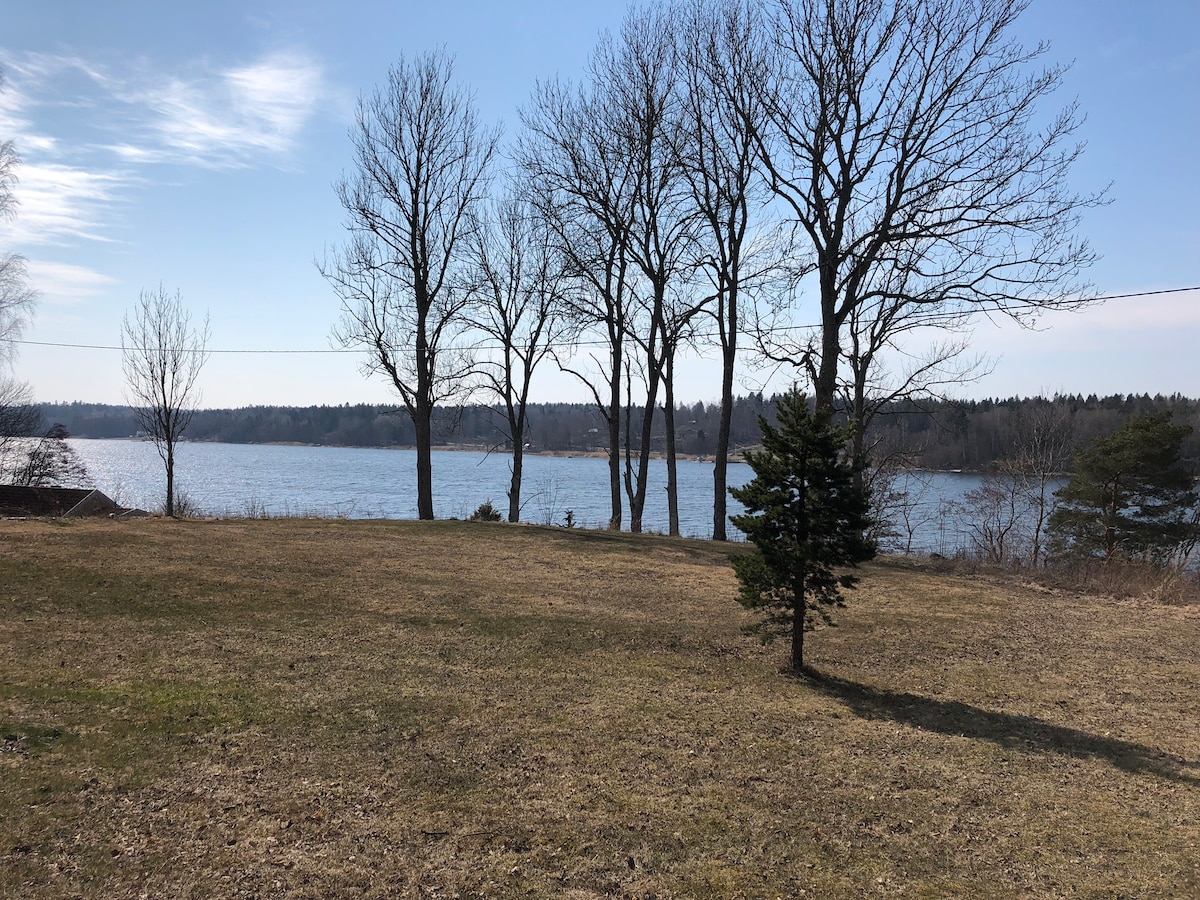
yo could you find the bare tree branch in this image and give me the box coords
[754,0,1104,416]
[467,189,571,521]
[121,285,210,516]
[322,49,499,520]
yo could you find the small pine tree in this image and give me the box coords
[730,389,875,673]
[1047,412,1199,566]
[469,500,503,522]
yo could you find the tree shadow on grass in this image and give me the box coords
[804,669,1200,786]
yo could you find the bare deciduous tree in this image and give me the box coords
[1,72,45,485]
[0,253,34,362]
[868,465,938,555]
[324,49,498,520]
[122,286,210,517]
[8,423,91,489]
[524,6,705,535]
[520,60,638,530]
[677,0,775,540]
[755,0,1102,417]
[1010,398,1074,566]
[469,192,570,522]
[0,378,42,480]
[600,6,700,535]
[0,378,38,434]
[1,82,37,363]
[958,399,1074,566]
[959,466,1032,565]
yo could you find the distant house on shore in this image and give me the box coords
[0,485,142,519]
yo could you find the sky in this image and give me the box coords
[0,0,1197,410]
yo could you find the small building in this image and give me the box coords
[0,485,132,519]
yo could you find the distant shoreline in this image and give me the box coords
[74,437,1004,474]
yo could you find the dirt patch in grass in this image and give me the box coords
[2,518,1198,897]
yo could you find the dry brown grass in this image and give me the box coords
[2,517,1198,898]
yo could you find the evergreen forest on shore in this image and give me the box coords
[42,392,1200,474]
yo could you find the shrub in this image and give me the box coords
[469,500,503,522]
[168,491,203,518]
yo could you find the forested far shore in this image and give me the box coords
[40,393,1200,473]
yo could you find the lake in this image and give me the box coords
[67,438,986,551]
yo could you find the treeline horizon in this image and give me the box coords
[42,392,1200,473]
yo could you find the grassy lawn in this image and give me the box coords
[2,517,1198,898]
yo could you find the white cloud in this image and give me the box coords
[0,75,57,156]
[116,50,326,169]
[25,259,116,306]
[0,162,125,246]
[3,47,327,170]
[1,53,128,246]
[0,47,328,247]
[3,52,113,90]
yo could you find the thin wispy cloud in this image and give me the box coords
[25,259,117,306]
[0,163,125,246]
[0,48,329,248]
[0,77,58,156]
[122,50,326,168]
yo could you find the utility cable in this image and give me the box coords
[10,284,1199,356]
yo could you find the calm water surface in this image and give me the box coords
[68,438,984,548]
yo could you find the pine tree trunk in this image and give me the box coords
[791,585,806,673]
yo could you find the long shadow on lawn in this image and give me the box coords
[806,669,1200,786]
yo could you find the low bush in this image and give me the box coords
[468,499,503,522]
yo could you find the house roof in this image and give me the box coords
[0,485,121,518]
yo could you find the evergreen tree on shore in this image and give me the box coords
[730,389,874,673]
[1047,412,1199,566]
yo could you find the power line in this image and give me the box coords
[10,285,1199,356]
[15,341,357,354]
[1079,286,1199,302]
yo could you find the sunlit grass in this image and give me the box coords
[2,518,1198,898]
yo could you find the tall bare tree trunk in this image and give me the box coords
[507,444,523,523]
[626,345,662,535]
[324,50,497,524]
[607,346,623,530]
[165,445,176,517]
[413,304,435,520]
[713,284,738,541]
[814,282,842,417]
[414,399,434,520]
[506,407,525,523]
[663,354,680,537]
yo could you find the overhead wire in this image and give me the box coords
[9,284,1199,357]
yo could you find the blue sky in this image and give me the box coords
[1,0,1197,409]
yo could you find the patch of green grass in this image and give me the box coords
[0,721,78,755]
